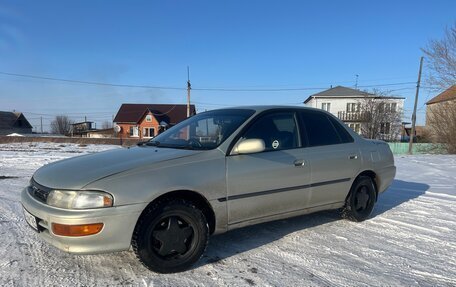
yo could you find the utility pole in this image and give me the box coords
[355,74,359,89]
[40,117,43,134]
[408,56,424,155]
[187,66,191,117]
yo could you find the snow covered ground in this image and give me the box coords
[0,142,455,287]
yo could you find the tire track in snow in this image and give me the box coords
[377,217,441,235]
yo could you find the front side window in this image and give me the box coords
[242,112,300,151]
[147,109,255,150]
[146,115,152,122]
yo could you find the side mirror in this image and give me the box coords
[232,138,265,155]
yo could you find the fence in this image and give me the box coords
[387,142,446,155]
[0,136,141,147]
[1,136,447,154]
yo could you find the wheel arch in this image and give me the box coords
[353,170,379,201]
[138,190,216,235]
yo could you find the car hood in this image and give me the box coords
[33,146,200,190]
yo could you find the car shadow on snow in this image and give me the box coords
[199,179,429,267]
[200,209,342,267]
[371,179,429,217]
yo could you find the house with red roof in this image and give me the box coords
[113,104,196,139]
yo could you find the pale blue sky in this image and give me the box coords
[0,0,455,131]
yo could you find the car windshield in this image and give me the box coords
[143,109,255,150]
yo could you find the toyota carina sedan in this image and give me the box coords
[21,106,395,273]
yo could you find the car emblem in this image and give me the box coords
[272,140,280,149]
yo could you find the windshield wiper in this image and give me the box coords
[137,141,160,147]
[172,145,212,150]
[146,141,160,146]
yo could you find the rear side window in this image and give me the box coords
[299,111,341,147]
[328,117,354,143]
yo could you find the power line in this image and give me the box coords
[0,71,416,92]
[191,82,416,92]
[0,71,185,90]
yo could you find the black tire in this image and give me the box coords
[342,176,376,222]
[132,199,209,273]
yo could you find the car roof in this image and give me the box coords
[215,105,318,113]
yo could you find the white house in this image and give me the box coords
[303,86,405,140]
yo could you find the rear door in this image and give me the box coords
[226,111,312,225]
[298,110,361,207]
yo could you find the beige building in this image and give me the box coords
[426,85,456,125]
[304,86,405,140]
[425,85,456,142]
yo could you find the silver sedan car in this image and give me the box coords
[21,106,396,273]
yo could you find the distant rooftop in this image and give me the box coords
[0,111,33,130]
[113,103,196,124]
[303,85,405,103]
[426,85,456,105]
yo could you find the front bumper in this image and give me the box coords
[21,187,148,254]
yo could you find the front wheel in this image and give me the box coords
[132,199,209,273]
[342,176,377,222]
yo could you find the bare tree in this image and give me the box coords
[50,115,73,135]
[421,23,456,153]
[422,23,456,89]
[101,121,112,129]
[427,101,456,154]
[358,89,402,141]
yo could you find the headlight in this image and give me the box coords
[46,190,113,209]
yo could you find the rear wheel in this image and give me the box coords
[342,176,376,222]
[132,199,209,273]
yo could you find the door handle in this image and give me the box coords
[294,159,306,167]
[349,154,358,160]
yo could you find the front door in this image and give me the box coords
[226,111,312,225]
